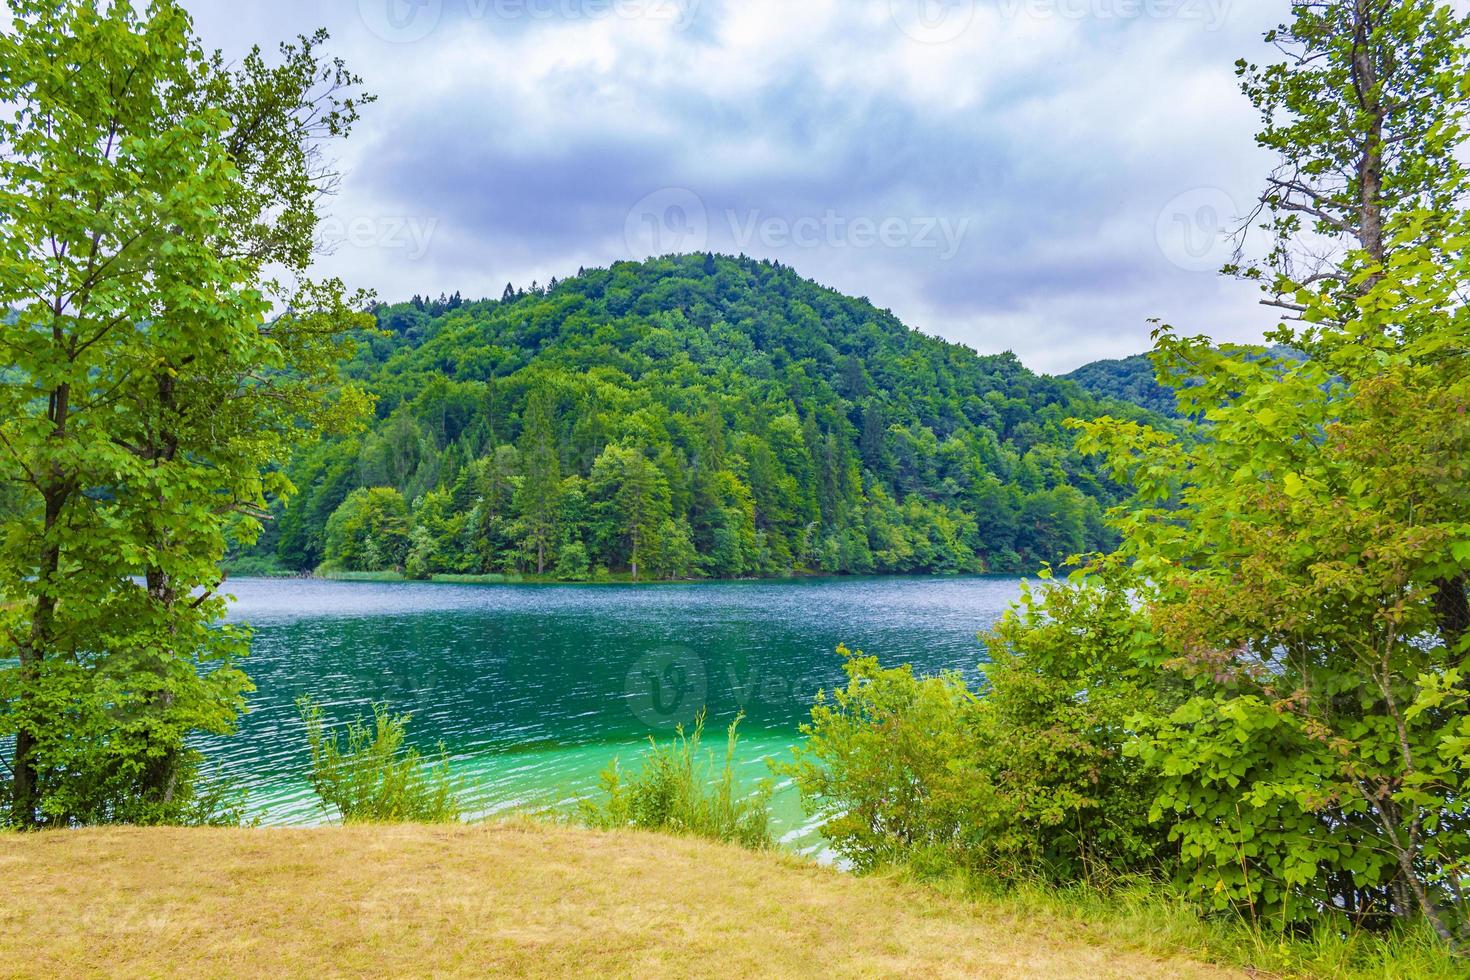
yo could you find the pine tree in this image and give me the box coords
[517,384,562,574]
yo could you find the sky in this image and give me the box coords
[180,0,1287,374]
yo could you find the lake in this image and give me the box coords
[210,575,1025,854]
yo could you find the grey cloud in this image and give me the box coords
[185,0,1286,372]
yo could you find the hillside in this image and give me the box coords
[1062,354,1178,417]
[0,823,1235,978]
[252,254,1156,580]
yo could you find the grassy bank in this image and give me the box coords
[913,873,1460,980]
[0,822,1231,979]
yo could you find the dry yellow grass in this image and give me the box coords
[0,822,1239,979]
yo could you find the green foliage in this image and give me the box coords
[1063,355,1181,417]
[323,487,412,573]
[297,696,461,825]
[223,555,296,579]
[1060,0,1470,937]
[787,564,1178,883]
[258,254,1151,580]
[580,712,773,850]
[792,3,1470,953]
[552,540,591,581]
[1076,279,1470,932]
[0,1,372,825]
[1071,0,1470,944]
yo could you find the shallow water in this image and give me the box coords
[207,576,1025,855]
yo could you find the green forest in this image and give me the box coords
[1062,354,1180,417]
[248,254,1155,581]
[7,0,1470,973]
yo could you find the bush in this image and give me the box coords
[785,560,1181,882]
[297,696,461,824]
[580,712,772,850]
[553,541,590,581]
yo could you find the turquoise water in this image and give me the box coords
[210,576,1024,855]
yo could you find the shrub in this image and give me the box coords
[581,712,772,850]
[785,559,1181,883]
[553,541,590,581]
[297,696,460,824]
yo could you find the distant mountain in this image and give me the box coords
[252,254,1162,580]
[1063,345,1309,418]
[1062,355,1178,417]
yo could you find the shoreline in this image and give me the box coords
[221,568,1031,587]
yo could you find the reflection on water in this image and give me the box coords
[205,576,1024,854]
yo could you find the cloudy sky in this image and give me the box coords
[183,0,1285,373]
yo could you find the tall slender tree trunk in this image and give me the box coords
[139,370,182,804]
[13,379,73,827]
[141,565,180,804]
[1352,0,1385,284]
[1346,2,1470,656]
[11,523,60,826]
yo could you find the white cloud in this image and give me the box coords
[184,0,1289,372]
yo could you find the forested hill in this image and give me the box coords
[1061,347,1308,419]
[1062,354,1179,417]
[253,254,1156,581]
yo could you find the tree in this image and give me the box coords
[516,383,561,574]
[1234,0,1470,651]
[1071,0,1470,938]
[589,445,673,581]
[324,489,412,572]
[0,2,371,825]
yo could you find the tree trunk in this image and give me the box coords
[14,501,65,827]
[12,373,74,828]
[1351,0,1387,281]
[1433,573,1470,654]
[140,565,179,804]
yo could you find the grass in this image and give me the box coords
[579,712,773,849]
[911,871,1463,980]
[0,822,1233,979]
[314,569,408,582]
[298,697,461,824]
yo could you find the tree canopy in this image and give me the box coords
[256,254,1159,581]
